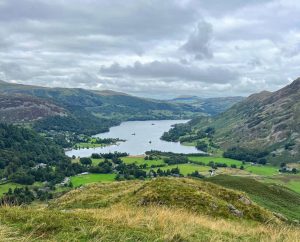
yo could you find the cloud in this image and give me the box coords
[180,20,213,59]
[99,61,238,84]
[0,0,299,98]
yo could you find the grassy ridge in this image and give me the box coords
[52,178,274,222]
[1,205,299,241]
[0,178,299,241]
[207,175,300,221]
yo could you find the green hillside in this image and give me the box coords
[170,96,244,116]
[207,175,300,221]
[162,78,300,164]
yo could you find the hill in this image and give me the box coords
[0,177,299,241]
[50,178,274,222]
[169,96,244,116]
[163,78,300,164]
[0,94,66,123]
[0,80,204,135]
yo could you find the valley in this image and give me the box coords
[0,80,299,241]
[1,1,300,240]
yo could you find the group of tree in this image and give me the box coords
[223,147,269,163]
[0,123,90,186]
[91,152,128,159]
[163,155,189,165]
[187,170,205,179]
[279,163,298,174]
[150,167,182,177]
[161,123,192,142]
[0,187,53,206]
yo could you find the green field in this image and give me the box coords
[262,175,300,194]
[122,156,165,166]
[70,174,116,187]
[0,183,24,196]
[244,165,279,176]
[150,163,211,176]
[91,158,105,166]
[188,156,242,166]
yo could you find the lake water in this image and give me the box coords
[65,120,200,157]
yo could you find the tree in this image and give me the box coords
[80,157,92,166]
[280,162,286,168]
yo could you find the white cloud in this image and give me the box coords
[0,0,299,98]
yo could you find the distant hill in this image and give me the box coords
[0,81,205,134]
[0,94,66,123]
[163,78,300,163]
[169,96,244,116]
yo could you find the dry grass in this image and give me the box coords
[0,203,299,241]
[76,204,300,242]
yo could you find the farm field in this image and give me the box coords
[70,174,116,187]
[121,156,165,166]
[244,165,279,176]
[188,156,242,166]
[149,163,211,176]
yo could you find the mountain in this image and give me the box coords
[163,78,300,164]
[0,94,66,123]
[169,95,244,116]
[0,80,204,135]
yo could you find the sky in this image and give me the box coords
[0,0,299,99]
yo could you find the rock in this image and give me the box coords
[273,212,288,221]
[239,195,251,205]
[228,204,243,217]
[210,203,218,211]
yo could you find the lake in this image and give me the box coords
[65,120,200,157]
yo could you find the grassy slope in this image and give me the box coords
[0,178,299,241]
[207,175,300,221]
[51,178,274,222]
[1,205,299,242]
[167,79,300,164]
